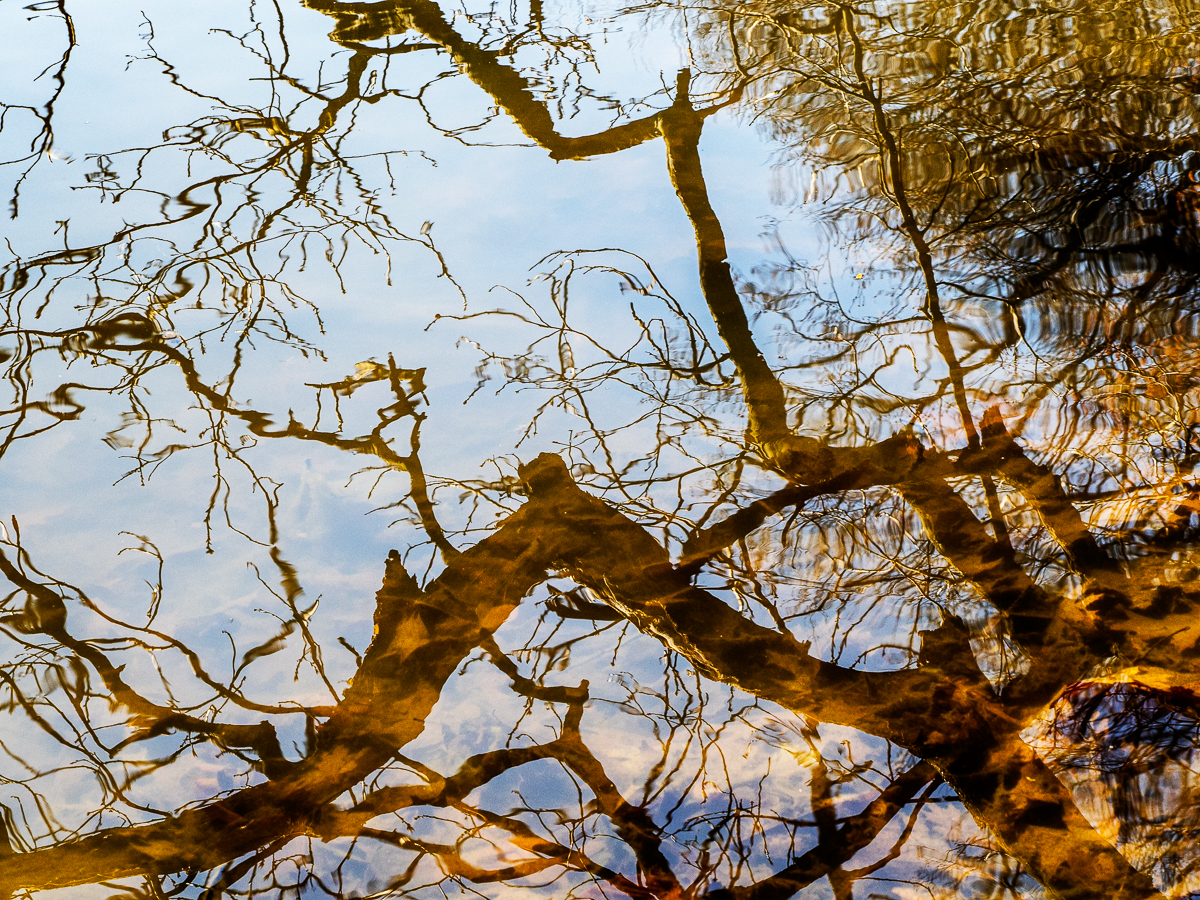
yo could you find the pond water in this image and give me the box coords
[2,1,1200,898]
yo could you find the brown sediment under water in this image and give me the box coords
[3,1,1200,897]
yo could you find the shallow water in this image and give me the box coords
[2,1,1200,898]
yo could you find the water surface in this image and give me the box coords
[3,1,1200,898]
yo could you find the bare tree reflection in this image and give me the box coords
[0,0,76,218]
[6,0,1200,899]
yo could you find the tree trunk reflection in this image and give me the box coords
[3,0,1200,898]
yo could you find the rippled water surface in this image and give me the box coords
[3,1,1200,898]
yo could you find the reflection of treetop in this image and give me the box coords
[3,1,1200,899]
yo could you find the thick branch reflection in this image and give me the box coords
[3,0,1200,898]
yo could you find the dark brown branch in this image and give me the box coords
[0,549,295,778]
[0,494,558,891]
[303,0,670,160]
[0,452,1165,900]
[518,452,1164,900]
[839,5,978,448]
[659,71,791,451]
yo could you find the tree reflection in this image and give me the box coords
[4,0,1200,899]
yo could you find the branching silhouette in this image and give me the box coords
[4,1,1200,899]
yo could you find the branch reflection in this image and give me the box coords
[2,0,1200,899]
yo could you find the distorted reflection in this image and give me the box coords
[3,0,1200,899]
